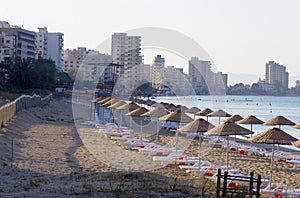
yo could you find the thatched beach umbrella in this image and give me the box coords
[206,109,231,124]
[126,107,149,144]
[141,107,169,140]
[185,107,201,114]
[174,105,188,112]
[185,107,201,119]
[98,97,111,105]
[292,140,300,148]
[108,100,126,109]
[159,110,193,125]
[293,123,300,129]
[263,115,296,129]
[223,114,244,123]
[179,118,215,169]
[204,122,253,170]
[145,99,156,107]
[195,108,213,121]
[116,102,140,128]
[91,96,106,103]
[103,98,120,107]
[248,127,297,188]
[116,102,140,111]
[236,115,264,132]
[159,110,193,158]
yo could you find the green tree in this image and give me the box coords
[31,58,57,90]
[8,57,34,89]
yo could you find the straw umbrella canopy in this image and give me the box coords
[108,100,126,109]
[103,98,120,107]
[92,96,106,103]
[98,97,112,105]
[248,127,297,188]
[185,107,201,114]
[223,114,243,123]
[116,102,140,111]
[174,105,188,112]
[185,107,201,120]
[126,107,149,144]
[159,110,193,124]
[263,115,296,129]
[236,115,264,132]
[204,122,253,170]
[206,109,231,124]
[293,123,300,129]
[145,99,156,107]
[292,140,300,148]
[194,108,213,121]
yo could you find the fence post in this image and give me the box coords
[216,169,221,198]
[222,171,228,198]
[11,137,14,167]
[249,171,254,197]
[256,174,261,198]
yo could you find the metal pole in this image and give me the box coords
[156,118,159,141]
[140,117,143,145]
[226,136,229,171]
[198,133,202,170]
[270,144,274,190]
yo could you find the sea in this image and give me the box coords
[152,95,300,151]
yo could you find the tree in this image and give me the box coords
[31,58,57,90]
[8,57,34,89]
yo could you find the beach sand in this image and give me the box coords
[0,97,299,197]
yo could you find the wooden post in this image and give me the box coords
[249,171,254,197]
[11,137,14,168]
[222,171,228,198]
[256,174,261,198]
[216,169,221,198]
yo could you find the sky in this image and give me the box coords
[1,0,300,86]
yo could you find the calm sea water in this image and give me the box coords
[153,95,300,150]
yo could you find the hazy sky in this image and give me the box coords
[1,0,300,85]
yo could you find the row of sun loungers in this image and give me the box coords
[85,121,300,196]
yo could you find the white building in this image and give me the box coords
[0,21,35,61]
[151,55,165,90]
[62,47,93,79]
[265,61,289,89]
[35,27,64,71]
[80,51,112,82]
[111,33,143,90]
[136,64,151,82]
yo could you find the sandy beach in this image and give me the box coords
[0,97,300,197]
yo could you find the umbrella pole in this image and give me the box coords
[140,118,143,145]
[198,133,202,170]
[156,119,159,141]
[226,136,229,171]
[270,144,274,190]
[119,111,123,128]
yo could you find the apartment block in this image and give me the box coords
[111,33,143,89]
[62,47,92,79]
[0,21,35,61]
[35,27,64,71]
[265,61,289,89]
